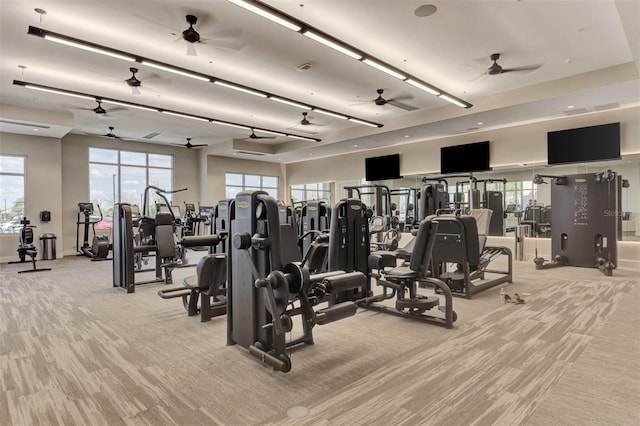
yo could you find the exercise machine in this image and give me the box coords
[430,209,513,299]
[76,202,110,260]
[112,185,188,293]
[8,218,51,273]
[227,191,363,373]
[362,217,456,327]
[299,200,331,257]
[533,171,618,276]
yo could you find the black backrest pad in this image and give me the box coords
[198,254,227,291]
[409,218,438,276]
[431,216,480,265]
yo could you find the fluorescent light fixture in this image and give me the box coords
[102,100,157,112]
[362,59,406,80]
[287,134,320,142]
[211,120,251,130]
[348,117,380,128]
[313,109,348,120]
[270,96,312,110]
[256,129,288,137]
[161,111,209,122]
[24,84,94,101]
[302,30,362,60]
[406,79,440,96]
[438,94,469,108]
[213,81,267,97]
[141,61,210,82]
[44,35,135,62]
[14,79,321,141]
[226,0,302,31]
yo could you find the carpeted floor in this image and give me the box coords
[1,254,638,425]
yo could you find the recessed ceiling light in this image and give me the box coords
[353,144,358,147]
[404,135,409,138]
[414,4,437,17]
[567,105,575,109]
[477,122,484,126]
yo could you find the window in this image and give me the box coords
[0,155,25,233]
[290,182,332,206]
[225,173,279,200]
[89,148,173,217]
[505,181,537,211]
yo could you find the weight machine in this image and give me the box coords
[227,191,363,373]
[533,171,618,276]
[8,218,51,273]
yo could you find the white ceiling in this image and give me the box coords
[1,0,638,163]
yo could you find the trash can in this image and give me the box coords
[40,233,57,260]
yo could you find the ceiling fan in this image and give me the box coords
[175,14,244,56]
[125,68,142,95]
[72,100,126,119]
[122,67,171,94]
[103,126,119,139]
[486,53,543,75]
[372,89,417,111]
[171,137,208,149]
[245,129,276,140]
[299,112,325,127]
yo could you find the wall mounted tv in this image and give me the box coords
[365,153,401,181]
[440,141,491,174]
[547,122,620,165]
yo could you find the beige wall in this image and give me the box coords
[286,106,640,188]
[0,133,63,262]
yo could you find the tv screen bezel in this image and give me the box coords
[440,141,491,174]
[365,153,402,181]
[547,122,621,166]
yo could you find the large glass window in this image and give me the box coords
[505,181,537,211]
[0,155,25,233]
[290,182,332,206]
[89,148,173,217]
[225,173,279,199]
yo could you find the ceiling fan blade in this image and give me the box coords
[191,144,209,148]
[387,99,418,111]
[202,28,242,39]
[144,73,172,85]
[204,39,246,52]
[501,64,543,73]
[185,42,197,56]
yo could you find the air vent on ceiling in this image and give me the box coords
[236,150,266,156]
[563,107,589,116]
[143,131,163,139]
[593,103,620,111]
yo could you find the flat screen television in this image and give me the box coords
[547,122,620,165]
[365,153,401,181]
[440,141,491,174]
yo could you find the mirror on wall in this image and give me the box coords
[339,154,640,241]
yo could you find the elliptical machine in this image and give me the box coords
[76,202,110,260]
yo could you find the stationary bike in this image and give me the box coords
[8,218,51,273]
[76,202,111,260]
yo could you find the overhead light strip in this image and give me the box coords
[226,0,302,31]
[27,25,383,128]
[13,80,321,142]
[141,61,211,82]
[225,0,472,109]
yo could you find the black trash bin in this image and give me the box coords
[40,233,57,260]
